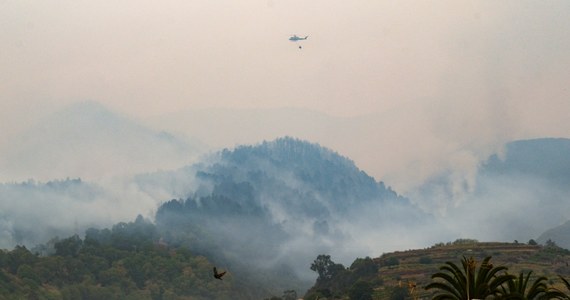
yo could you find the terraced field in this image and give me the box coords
[371,242,570,299]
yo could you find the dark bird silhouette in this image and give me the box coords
[213,267,226,280]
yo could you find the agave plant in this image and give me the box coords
[498,271,565,299]
[555,275,570,299]
[425,256,515,300]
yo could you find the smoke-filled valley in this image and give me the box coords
[2,103,570,298]
[3,1,570,297]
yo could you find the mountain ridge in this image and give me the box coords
[0,101,204,181]
[153,137,431,290]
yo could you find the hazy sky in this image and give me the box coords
[2,0,570,189]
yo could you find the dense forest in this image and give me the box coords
[0,216,293,300]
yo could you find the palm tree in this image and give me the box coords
[498,271,565,299]
[425,256,515,300]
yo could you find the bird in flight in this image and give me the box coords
[213,267,226,280]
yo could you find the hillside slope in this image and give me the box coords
[151,137,433,292]
[0,217,263,300]
[305,241,570,299]
[538,221,570,250]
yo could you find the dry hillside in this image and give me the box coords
[372,241,570,299]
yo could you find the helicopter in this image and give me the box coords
[289,34,308,41]
[289,35,308,49]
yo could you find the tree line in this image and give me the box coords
[0,216,247,300]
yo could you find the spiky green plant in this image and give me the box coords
[498,271,565,299]
[425,256,514,300]
[555,275,570,299]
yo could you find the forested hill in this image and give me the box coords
[0,137,431,299]
[203,137,403,210]
[153,137,430,295]
[153,137,414,228]
[0,216,268,300]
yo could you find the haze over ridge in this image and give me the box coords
[2,0,570,194]
[1,1,570,281]
[1,105,569,266]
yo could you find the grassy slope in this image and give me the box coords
[371,242,570,299]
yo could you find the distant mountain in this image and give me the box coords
[143,106,416,187]
[537,220,570,249]
[0,101,204,181]
[527,143,570,248]
[153,137,432,290]
[479,138,570,190]
[474,138,570,238]
[202,137,403,214]
[407,138,570,243]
